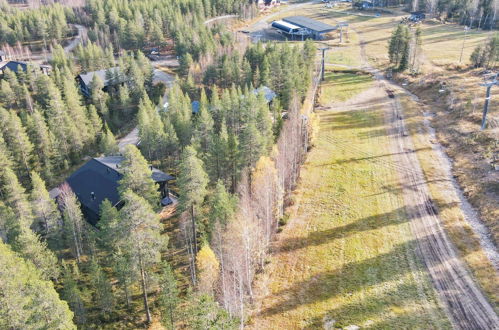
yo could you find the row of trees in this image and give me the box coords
[0,1,72,46]
[202,41,316,109]
[81,0,253,57]
[388,24,422,72]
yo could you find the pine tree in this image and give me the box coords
[239,120,263,169]
[89,258,114,316]
[193,89,214,157]
[89,74,109,118]
[112,247,135,310]
[26,110,55,180]
[10,226,60,280]
[2,167,33,229]
[61,261,86,325]
[0,108,34,178]
[86,104,103,144]
[97,199,120,253]
[0,135,14,182]
[207,123,229,183]
[118,145,159,207]
[30,171,60,238]
[62,74,91,146]
[60,184,85,263]
[227,131,241,192]
[0,241,75,330]
[137,93,167,160]
[208,180,236,236]
[158,261,180,330]
[177,146,209,257]
[399,26,410,71]
[118,190,168,324]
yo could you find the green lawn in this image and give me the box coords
[318,71,373,104]
[250,75,450,329]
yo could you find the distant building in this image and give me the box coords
[0,60,51,77]
[76,67,122,97]
[257,0,280,10]
[50,156,174,225]
[275,16,337,39]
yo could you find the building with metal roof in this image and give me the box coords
[76,67,122,97]
[253,86,277,103]
[281,16,337,39]
[50,156,174,225]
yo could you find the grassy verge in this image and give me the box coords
[399,94,499,309]
[249,74,450,329]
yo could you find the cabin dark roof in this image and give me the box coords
[77,67,121,88]
[50,156,174,224]
[282,16,336,33]
[0,61,28,73]
[94,156,174,182]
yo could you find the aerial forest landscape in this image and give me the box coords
[0,0,498,329]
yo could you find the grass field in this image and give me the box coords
[318,71,373,104]
[249,74,450,329]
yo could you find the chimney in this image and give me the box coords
[91,192,95,200]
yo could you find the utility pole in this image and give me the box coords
[459,26,470,63]
[319,47,330,81]
[480,73,498,130]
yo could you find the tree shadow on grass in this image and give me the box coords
[260,240,422,318]
[275,203,452,254]
[300,282,448,329]
[260,230,482,320]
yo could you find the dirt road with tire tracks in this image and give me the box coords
[357,36,499,328]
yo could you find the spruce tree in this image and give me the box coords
[186,294,237,330]
[118,190,168,324]
[99,123,119,155]
[159,261,180,330]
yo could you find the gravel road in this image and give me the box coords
[355,35,499,328]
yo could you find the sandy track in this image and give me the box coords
[383,82,499,329]
[355,38,499,326]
